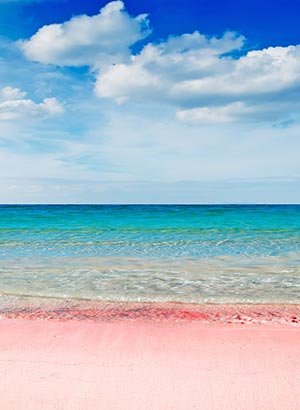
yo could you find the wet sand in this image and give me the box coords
[1,310,300,410]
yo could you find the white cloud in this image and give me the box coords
[19,0,150,68]
[176,99,298,124]
[19,1,299,125]
[2,115,300,204]
[0,86,64,120]
[95,31,245,100]
[1,86,27,100]
[95,34,300,124]
[80,104,300,184]
[171,46,299,99]
[176,103,250,124]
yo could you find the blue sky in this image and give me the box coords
[0,0,299,203]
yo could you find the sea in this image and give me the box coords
[0,204,300,310]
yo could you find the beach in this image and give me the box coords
[1,304,300,410]
[1,0,299,403]
[1,205,300,408]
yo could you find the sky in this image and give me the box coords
[0,0,299,204]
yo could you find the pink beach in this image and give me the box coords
[1,304,300,410]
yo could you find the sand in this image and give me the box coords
[1,315,300,410]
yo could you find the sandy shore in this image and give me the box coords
[1,314,300,410]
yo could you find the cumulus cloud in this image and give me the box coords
[171,46,299,99]
[1,86,27,100]
[95,35,300,123]
[95,31,245,100]
[19,1,299,124]
[19,0,150,68]
[0,86,64,120]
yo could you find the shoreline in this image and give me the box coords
[1,315,300,409]
[1,300,300,325]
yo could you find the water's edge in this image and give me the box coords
[1,299,300,326]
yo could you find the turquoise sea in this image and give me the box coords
[0,205,300,305]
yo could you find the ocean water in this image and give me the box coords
[0,204,300,305]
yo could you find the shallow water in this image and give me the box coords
[1,204,300,304]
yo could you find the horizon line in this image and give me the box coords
[1,203,300,206]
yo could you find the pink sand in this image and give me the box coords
[1,317,300,410]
